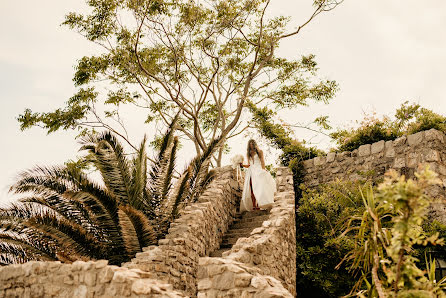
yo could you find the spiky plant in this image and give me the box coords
[0,116,221,265]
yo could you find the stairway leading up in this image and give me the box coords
[209,209,270,257]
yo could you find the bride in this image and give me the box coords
[239,139,276,212]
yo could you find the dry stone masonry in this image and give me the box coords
[197,167,296,297]
[303,129,446,188]
[303,128,446,223]
[0,259,186,297]
[122,166,243,296]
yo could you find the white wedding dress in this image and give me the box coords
[240,153,277,212]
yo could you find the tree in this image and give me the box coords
[18,0,341,166]
[0,117,216,265]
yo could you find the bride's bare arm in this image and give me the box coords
[259,150,266,170]
[240,156,250,168]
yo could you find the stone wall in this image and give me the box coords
[123,165,243,296]
[303,129,446,188]
[302,129,446,223]
[0,260,186,298]
[197,167,296,297]
[0,166,243,298]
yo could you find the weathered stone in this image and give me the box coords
[407,131,424,146]
[197,278,212,290]
[98,267,115,283]
[423,149,441,162]
[73,285,87,298]
[214,271,236,290]
[371,140,385,154]
[251,276,269,289]
[303,159,313,168]
[314,156,326,166]
[326,152,336,163]
[358,144,371,157]
[235,273,253,287]
[393,135,407,146]
[385,141,396,158]
[393,157,406,168]
[425,128,445,143]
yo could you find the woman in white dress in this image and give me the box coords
[239,139,277,212]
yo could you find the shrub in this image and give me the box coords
[331,102,446,152]
[339,167,446,297]
[296,180,369,297]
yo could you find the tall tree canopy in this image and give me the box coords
[18,0,341,165]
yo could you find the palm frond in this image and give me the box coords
[119,205,157,249]
[130,135,149,211]
[79,131,133,205]
[169,168,192,221]
[182,137,221,204]
[118,206,140,258]
[148,114,180,217]
[0,233,57,264]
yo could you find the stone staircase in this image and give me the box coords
[209,209,270,257]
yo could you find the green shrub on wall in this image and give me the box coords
[295,180,369,297]
[331,102,446,152]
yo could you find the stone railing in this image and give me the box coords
[122,165,243,296]
[197,167,296,297]
[0,259,185,297]
[0,165,242,298]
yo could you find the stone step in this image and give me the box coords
[222,237,245,245]
[209,248,230,257]
[230,220,265,229]
[239,210,269,219]
[229,215,268,229]
[223,231,252,240]
[219,243,233,249]
[225,227,255,234]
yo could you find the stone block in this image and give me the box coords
[335,151,351,161]
[393,157,406,169]
[358,144,371,157]
[422,149,441,162]
[393,135,407,147]
[425,128,446,143]
[326,152,336,163]
[313,156,326,166]
[98,267,115,283]
[371,140,385,154]
[94,260,108,269]
[214,271,236,290]
[302,159,313,168]
[385,141,395,158]
[407,131,424,146]
[407,152,419,168]
[235,273,252,287]
[197,278,213,290]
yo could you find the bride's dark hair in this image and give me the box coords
[246,139,260,161]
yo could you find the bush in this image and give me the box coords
[331,102,446,152]
[296,180,369,297]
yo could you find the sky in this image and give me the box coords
[1,0,446,205]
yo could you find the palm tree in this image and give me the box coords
[0,117,221,265]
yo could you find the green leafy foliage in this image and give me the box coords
[339,167,446,297]
[331,102,446,152]
[17,0,341,166]
[296,180,368,297]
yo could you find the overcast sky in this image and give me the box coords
[1,0,446,205]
